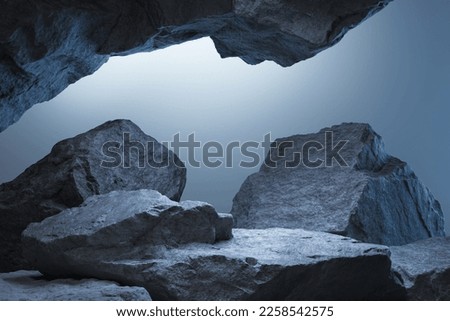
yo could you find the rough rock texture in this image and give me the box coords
[0,0,392,132]
[391,237,450,300]
[232,123,444,246]
[23,189,233,276]
[0,119,186,272]
[216,213,234,241]
[24,207,404,301]
[0,270,151,301]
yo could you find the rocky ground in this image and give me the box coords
[0,120,448,301]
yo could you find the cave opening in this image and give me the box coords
[0,0,448,233]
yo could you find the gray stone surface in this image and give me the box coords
[216,213,234,241]
[0,120,186,272]
[0,270,151,301]
[0,0,391,132]
[391,237,450,300]
[24,217,404,300]
[232,123,444,246]
[23,189,233,276]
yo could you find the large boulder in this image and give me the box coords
[23,200,403,300]
[23,189,233,276]
[232,123,444,246]
[0,270,151,301]
[0,0,392,132]
[391,237,450,300]
[0,119,186,272]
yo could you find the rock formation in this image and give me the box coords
[0,119,186,272]
[22,189,233,276]
[0,270,151,301]
[231,123,444,246]
[23,207,404,300]
[391,237,450,300]
[0,118,446,300]
[0,0,392,132]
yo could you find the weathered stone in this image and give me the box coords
[24,215,404,300]
[0,0,392,132]
[0,270,151,301]
[0,120,186,272]
[391,237,450,300]
[216,213,234,241]
[232,123,444,246]
[22,189,232,276]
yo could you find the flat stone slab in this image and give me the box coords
[23,189,232,276]
[25,225,405,300]
[0,270,151,301]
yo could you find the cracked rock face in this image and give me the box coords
[23,220,404,300]
[0,270,151,301]
[0,0,391,132]
[391,237,450,300]
[231,123,445,246]
[0,119,186,272]
[22,189,233,276]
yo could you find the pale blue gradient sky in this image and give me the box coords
[0,0,449,231]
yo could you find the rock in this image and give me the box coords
[0,270,151,301]
[391,237,450,300]
[0,120,186,272]
[0,0,392,132]
[216,213,234,241]
[231,123,444,246]
[22,189,233,276]
[23,205,404,300]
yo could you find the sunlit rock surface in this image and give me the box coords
[0,0,392,131]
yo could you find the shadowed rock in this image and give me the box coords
[0,270,151,301]
[216,213,234,241]
[22,189,233,276]
[0,0,392,132]
[0,120,186,272]
[232,123,444,246]
[391,237,450,300]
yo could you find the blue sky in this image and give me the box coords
[1,0,449,231]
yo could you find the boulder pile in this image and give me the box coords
[0,121,448,300]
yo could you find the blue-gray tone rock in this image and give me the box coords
[216,213,234,241]
[232,123,445,246]
[23,223,404,300]
[391,237,450,300]
[0,270,151,301]
[22,189,233,276]
[0,120,186,272]
[0,0,391,132]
